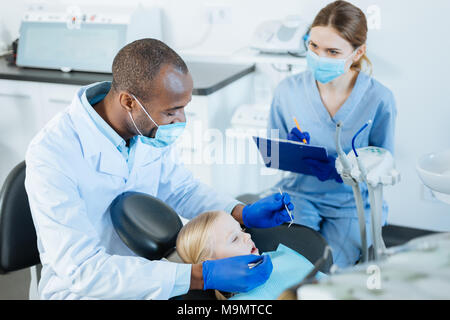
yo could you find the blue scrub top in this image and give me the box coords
[268,70,397,219]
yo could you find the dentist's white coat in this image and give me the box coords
[24,84,239,299]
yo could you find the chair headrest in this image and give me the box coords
[110,192,183,261]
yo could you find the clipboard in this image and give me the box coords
[253,136,328,176]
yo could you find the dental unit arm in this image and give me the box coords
[335,121,401,263]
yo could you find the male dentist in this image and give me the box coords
[25,39,294,299]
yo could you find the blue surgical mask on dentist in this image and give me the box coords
[306,49,358,84]
[128,94,186,148]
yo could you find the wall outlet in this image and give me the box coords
[206,5,232,24]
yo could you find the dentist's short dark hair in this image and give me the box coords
[111,38,189,101]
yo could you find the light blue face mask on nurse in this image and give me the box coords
[128,94,186,148]
[306,49,358,84]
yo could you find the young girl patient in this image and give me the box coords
[176,210,326,300]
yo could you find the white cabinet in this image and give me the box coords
[0,80,41,184]
[0,80,80,186]
[39,83,79,126]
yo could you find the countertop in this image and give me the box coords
[0,57,255,96]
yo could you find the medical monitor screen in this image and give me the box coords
[17,22,127,73]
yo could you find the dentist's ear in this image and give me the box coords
[118,92,135,113]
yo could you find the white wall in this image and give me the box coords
[363,0,450,232]
[1,0,450,231]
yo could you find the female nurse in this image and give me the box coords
[268,0,397,268]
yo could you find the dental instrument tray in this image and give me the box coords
[253,136,328,176]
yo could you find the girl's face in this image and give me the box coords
[308,26,365,69]
[210,212,259,260]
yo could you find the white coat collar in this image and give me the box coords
[68,84,129,179]
[67,83,165,178]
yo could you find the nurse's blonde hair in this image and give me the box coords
[312,0,373,74]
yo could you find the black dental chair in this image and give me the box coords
[0,161,40,275]
[0,161,41,299]
[110,192,333,300]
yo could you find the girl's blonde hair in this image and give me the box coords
[176,211,222,264]
[176,211,229,300]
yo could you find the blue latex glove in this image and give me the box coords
[304,155,344,183]
[203,255,273,293]
[288,128,311,144]
[242,193,294,229]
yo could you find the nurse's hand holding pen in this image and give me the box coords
[288,127,343,184]
[288,127,311,145]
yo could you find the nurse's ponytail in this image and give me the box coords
[312,0,373,74]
